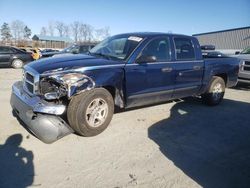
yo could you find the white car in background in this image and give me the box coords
[235,47,250,84]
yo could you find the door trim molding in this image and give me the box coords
[128,89,173,99]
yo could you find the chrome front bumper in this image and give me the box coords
[10,81,73,144]
[238,71,250,84]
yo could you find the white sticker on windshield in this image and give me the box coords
[128,36,143,42]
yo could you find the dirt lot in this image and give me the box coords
[0,68,250,188]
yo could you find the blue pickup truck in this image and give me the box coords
[10,32,240,143]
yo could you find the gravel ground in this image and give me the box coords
[0,68,250,188]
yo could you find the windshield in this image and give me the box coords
[89,35,144,61]
[241,47,250,54]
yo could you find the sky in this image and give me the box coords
[0,0,249,37]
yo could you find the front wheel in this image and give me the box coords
[201,76,225,106]
[67,88,114,136]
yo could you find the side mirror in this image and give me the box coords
[136,55,157,63]
[235,51,240,55]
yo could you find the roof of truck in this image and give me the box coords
[114,32,191,38]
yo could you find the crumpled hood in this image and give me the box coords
[25,54,125,74]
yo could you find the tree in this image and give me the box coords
[86,24,94,41]
[79,23,87,42]
[63,24,70,37]
[79,23,93,42]
[95,26,110,41]
[71,21,80,42]
[48,21,55,36]
[40,27,47,36]
[55,21,64,37]
[24,26,31,39]
[11,20,25,45]
[0,22,12,44]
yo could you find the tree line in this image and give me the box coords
[0,20,31,46]
[40,21,110,42]
[0,20,110,46]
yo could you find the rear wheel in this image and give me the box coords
[202,76,225,106]
[12,59,24,69]
[67,88,114,136]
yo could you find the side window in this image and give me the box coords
[0,47,4,53]
[0,47,12,53]
[174,38,195,60]
[141,37,170,62]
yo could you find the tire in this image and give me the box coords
[201,76,225,106]
[12,59,24,69]
[67,88,114,136]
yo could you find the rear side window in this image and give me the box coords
[0,47,13,53]
[174,38,195,60]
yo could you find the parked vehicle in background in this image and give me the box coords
[202,51,227,58]
[19,47,42,60]
[40,49,60,53]
[201,45,227,58]
[235,46,250,55]
[32,48,42,60]
[41,43,97,58]
[235,46,250,83]
[0,46,34,68]
[10,32,240,143]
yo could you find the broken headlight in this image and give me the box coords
[40,77,67,100]
[41,73,95,100]
[55,73,87,86]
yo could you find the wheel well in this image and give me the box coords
[215,73,227,84]
[102,86,116,99]
[102,86,124,108]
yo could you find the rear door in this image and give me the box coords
[0,46,13,65]
[172,37,204,98]
[125,36,175,107]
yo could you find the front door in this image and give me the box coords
[125,36,175,108]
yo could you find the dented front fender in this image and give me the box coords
[41,67,125,108]
[66,75,95,97]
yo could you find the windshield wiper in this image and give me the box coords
[89,52,112,60]
[88,51,122,61]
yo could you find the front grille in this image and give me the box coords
[25,82,34,93]
[242,61,250,72]
[243,66,250,71]
[245,61,250,65]
[23,67,39,95]
[26,72,34,83]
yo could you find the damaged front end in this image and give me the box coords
[40,71,95,100]
[11,67,96,144]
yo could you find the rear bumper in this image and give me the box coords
[10,81,73,144]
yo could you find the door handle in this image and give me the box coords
[161,67,173,72]
[193,66,202,70]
